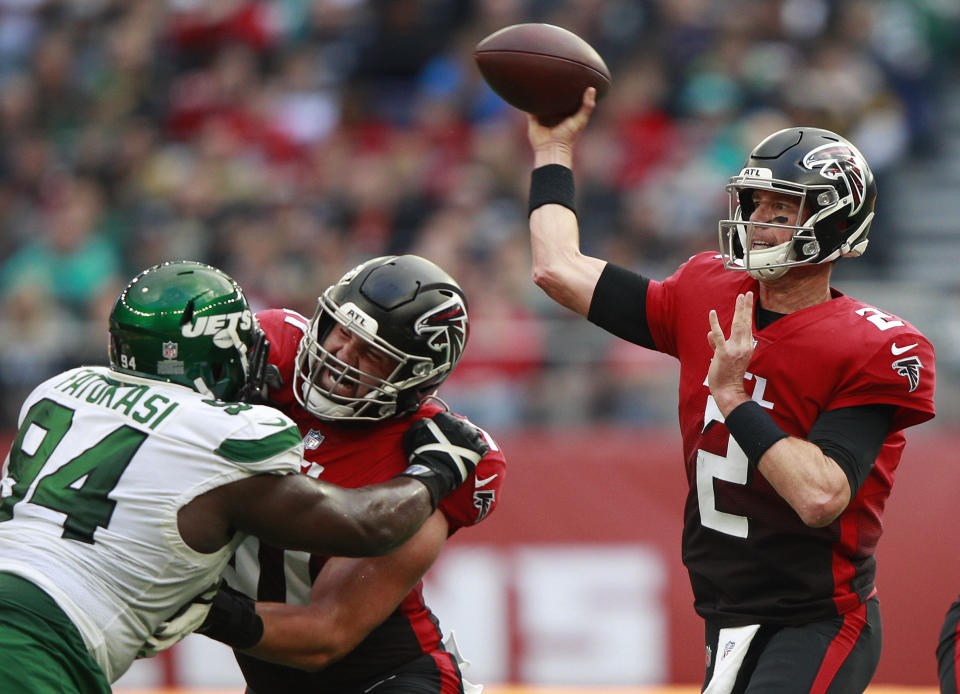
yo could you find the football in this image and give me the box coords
[474,23,611,126]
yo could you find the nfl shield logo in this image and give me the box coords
[304,429,325,450]
[162,341,178,359]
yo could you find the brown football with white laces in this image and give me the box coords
[474,23,611,126]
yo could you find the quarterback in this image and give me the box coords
[524,89,935,693]
[0,260,488,693]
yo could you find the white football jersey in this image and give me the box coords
[0,366,303,682]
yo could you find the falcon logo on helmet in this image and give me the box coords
[415,295,468,361]
[802,143,868,214]
[892,355,923,393]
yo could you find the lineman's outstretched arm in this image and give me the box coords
[180,413,485,557]
[226,474,436,557]
[148,484,450,659]
[233,511,449,669]
[236,412,483,557]
[528,87,607,317]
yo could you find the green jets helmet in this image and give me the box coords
[108,260,256,401]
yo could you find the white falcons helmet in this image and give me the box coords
[718,127,877,280]
[294,255,469,421]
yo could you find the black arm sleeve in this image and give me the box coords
[587,262,655,349]
[807,404,897,497]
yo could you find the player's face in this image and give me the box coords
[747,190,806,246]
[319,325,399,397]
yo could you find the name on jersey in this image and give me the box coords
[54,369,179,431]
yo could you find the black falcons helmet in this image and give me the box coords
[293,255,469,421]
[718,127,877,280]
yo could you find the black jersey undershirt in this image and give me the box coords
[587,262,895,496]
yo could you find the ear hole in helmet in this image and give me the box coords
[817,190,838,207]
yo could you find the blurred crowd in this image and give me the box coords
[1,0,958,432]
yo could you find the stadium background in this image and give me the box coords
[1,0,959,690]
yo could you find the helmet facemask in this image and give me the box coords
[718,174,869,280]
[719,129,876,280]
[293,288,443,422]
[293,255,469,422]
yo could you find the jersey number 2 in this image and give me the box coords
[0,398,147,543]
[695,374,775,538]
[696,433,750,538]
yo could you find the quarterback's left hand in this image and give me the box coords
[707,291,755,414]
[136,583,219,658]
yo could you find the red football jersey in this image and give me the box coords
[230,308,506,693]
[645,252,935,626]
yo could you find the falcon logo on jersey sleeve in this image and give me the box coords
[892,355,924,393]
[473,489,495,522]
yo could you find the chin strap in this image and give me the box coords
[193,377,214,397]
[744,240,795,280]
[841,212,874,257]
[747,265,791,280]
[301,386,358,419]
[301,380,402,420]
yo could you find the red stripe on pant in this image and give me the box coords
[809,601,867,694]
[429,649,464,694]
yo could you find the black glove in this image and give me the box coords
[237,329,283,405]
[196,581,264,650]
[400,411,488,508]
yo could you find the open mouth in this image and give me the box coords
[321,364,382,399]
[319,365,352,396]
[328,382,354,398]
